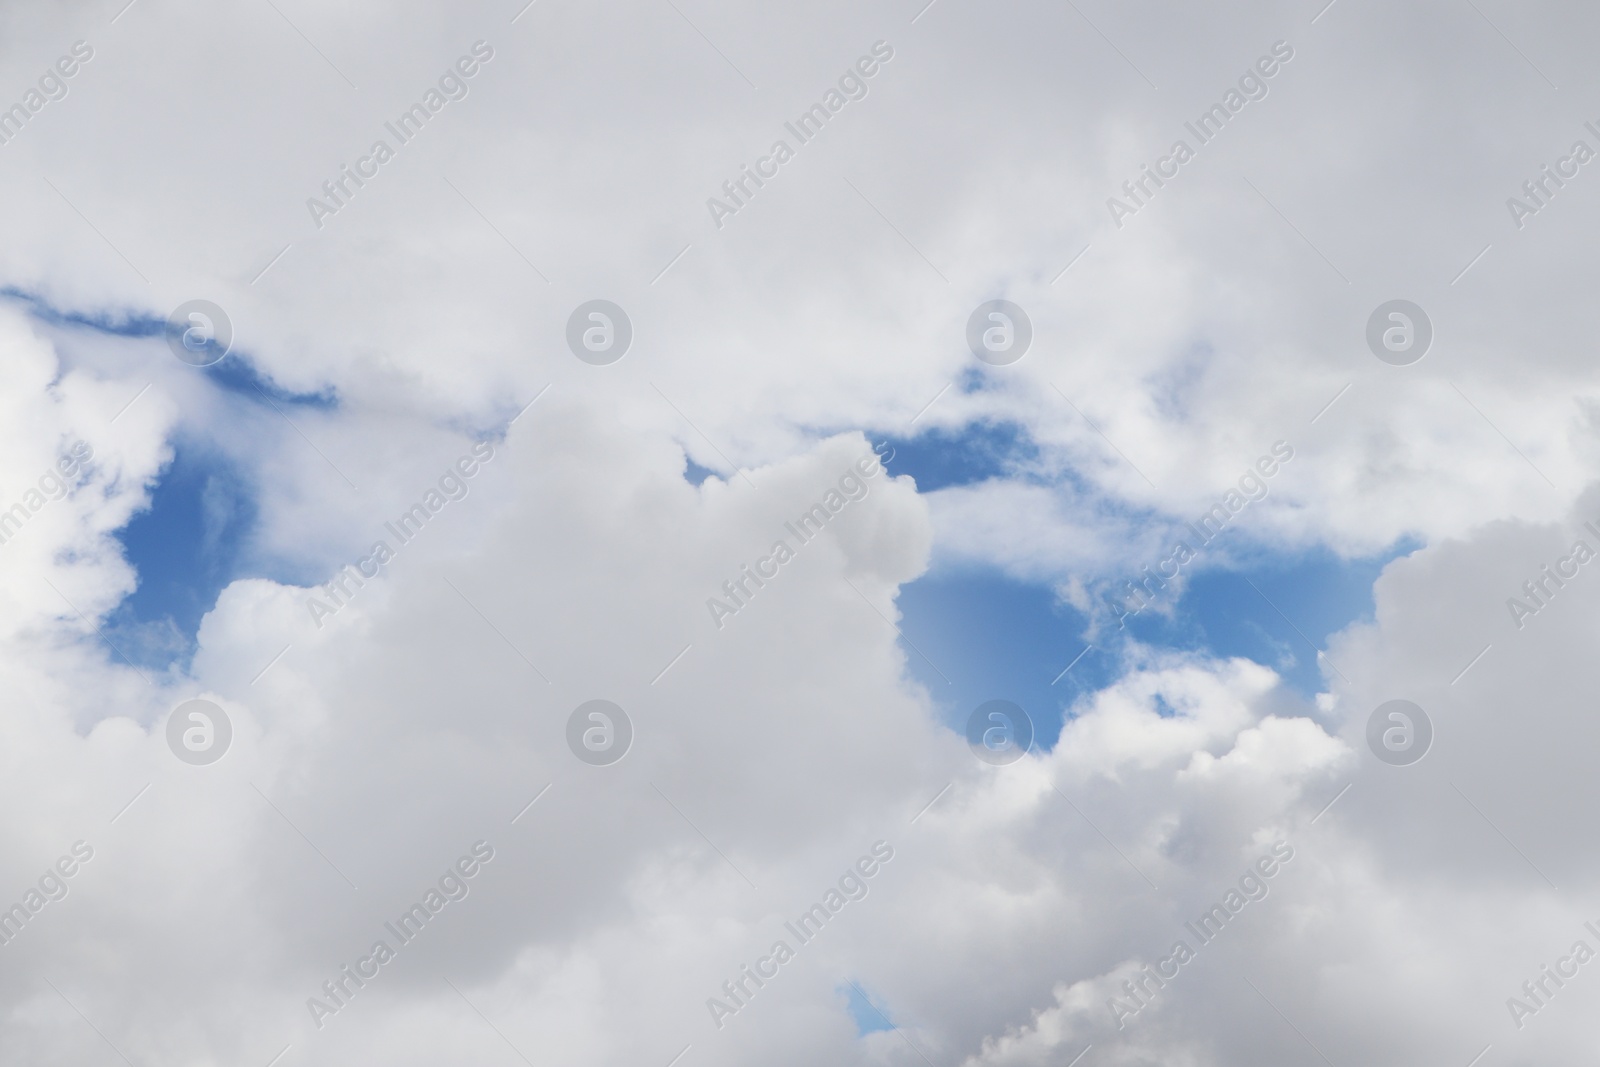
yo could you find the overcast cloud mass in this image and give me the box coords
[1,0,1599,1064]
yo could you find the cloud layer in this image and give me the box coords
[2,0,1599,1064]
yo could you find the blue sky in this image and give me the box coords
[875,420,1412,748]
[12,298,288,666]
[842,982,896,1036]
[10,291,343,668]
[107,440,257,667]
[5,287,338,408]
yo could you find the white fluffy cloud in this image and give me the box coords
[3,0,1600,1064]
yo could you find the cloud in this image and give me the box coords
[1,0,1599,1063]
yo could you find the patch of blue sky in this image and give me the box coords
[882,418,1417,744]
[103,441,257,668]
[895,542,1411,750]
[2,286,335,408]
[1118,541,1417,696]
[683,454,719,486]
[875,419,1039,493]
[841,983,896,1036]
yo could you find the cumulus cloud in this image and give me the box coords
[2,0,1599,1063]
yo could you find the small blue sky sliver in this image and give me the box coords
[842,983,895,1035]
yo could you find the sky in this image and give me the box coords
[1,1,1600,1065]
